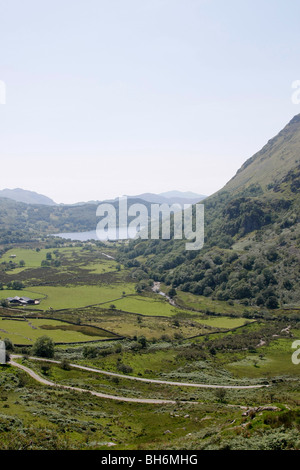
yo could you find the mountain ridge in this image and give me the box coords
[0,188,57,206]
[222,113,300,195]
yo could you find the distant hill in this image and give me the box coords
[126,191,206,206]
[0,188,57,206]
[159,190,205,200]
[0,195,155,243]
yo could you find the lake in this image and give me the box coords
[52,226,141,242]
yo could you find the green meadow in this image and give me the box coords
[1,247,82,267]
[81,261,118,274]
[4,284,136,310]
[193,316,252,329]
[176,290,255,315]
[0,318,114,345]
[226,331,300,379]
[103,295,183,317]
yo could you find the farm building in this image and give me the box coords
[6,296,40,306]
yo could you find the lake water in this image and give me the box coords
[52,227,140,242]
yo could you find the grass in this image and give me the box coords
[80,259,120,274]
[1,248,49,267]
[106,295,191,317]
[176,290,255,315]
[1,241,300,451]
[193,316,253,329]
[226,330,300,379]
[0,318,115,345]
[2,284,136,311]
[89,311,211,340]
[1,247,85,270]
[1,289,42,301]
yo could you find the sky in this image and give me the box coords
[1,0,300,204]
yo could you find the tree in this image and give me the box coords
[215,388,227,402]
[168,287,177,298]
[4,338,14,351]
[8,280,24,290]
[32,336,55,358]
[41,364,51,375]
[138,336,147,349]
[83,345,98,359]
[60,358,71,371]
[266,296,279,310]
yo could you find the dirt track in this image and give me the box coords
[9,354,269,405]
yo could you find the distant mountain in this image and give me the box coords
[126,191,206,206]
[61,191,206,207]
[159,190,205,200]
[0,188,57,206]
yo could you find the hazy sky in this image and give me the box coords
[1,0,300,204]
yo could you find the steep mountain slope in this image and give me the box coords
[223,114,300,194]
[117,114,300,308]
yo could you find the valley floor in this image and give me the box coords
[0,240,299,450]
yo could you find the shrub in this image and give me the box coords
[32,336,55,359]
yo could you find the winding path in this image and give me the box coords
[9,358,176,404]
[9,354,269,405]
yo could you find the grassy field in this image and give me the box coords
[1,289,42,301]
[192,316,253,329]
[226,330,300,379]
[0,317,116,345]
[175,290,255,315]
[105,295,191,317]
[1,247,82,267]
[80,259,120,274]
[88,310,212,340]
[2,284,136,310]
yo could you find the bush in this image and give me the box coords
[82,346,98,359]
[117,362,133,374]
[60,359,71,371]
[215,388,227,402]
[32,336,55,358]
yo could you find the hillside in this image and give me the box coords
[0,188,57,206]
[117,114,300,308]
[223,114,300,194]
[0,196,154,244]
